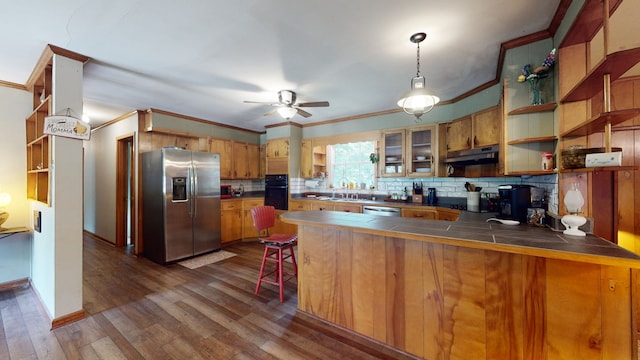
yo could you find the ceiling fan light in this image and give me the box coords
[277,106,298,119]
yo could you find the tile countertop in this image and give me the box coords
[281,210,640,269]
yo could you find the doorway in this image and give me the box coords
[116,135,136,252]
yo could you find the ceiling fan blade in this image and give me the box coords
[263,108,278,116]
[296,101,330,107]
[244,100,278,105]
[296,108,313,118]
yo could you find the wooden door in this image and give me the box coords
[381,130,405,177]
[221,200,242,243]
[232,142,249,179]
[246,143,260,179]
[300,140,313,178]
[472,106,501,148]
[446,116,472,152]
[210,138,233,179]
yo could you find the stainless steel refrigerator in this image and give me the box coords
[142,147,221,264]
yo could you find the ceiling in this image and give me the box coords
[1,0,562,132]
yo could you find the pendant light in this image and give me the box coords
[397,32,440,122]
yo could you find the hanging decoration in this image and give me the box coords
[44,108,91,140]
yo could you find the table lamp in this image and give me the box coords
[561,182,586,236]
[0,192,11,231]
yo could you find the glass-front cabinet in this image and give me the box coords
[380,125,437,178]
[406,125,436,177]
[380,130,405,177]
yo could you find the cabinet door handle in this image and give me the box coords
[474,136,478,145]
[467,137,471,146]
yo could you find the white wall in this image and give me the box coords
[84,113,138,243]
[0,85,33,283]
[30,54,84,320]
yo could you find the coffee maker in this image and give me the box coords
[497,185,532,223]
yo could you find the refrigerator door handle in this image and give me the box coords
[191,165,198,219]
[187,166,193,218]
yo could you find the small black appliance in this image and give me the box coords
[497,185,532,223]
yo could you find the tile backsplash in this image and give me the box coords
[290,174,559,214]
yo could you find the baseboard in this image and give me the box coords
[0,278,30,291]
[51,309,87,329]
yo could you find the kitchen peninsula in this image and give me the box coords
[281,210,640,359]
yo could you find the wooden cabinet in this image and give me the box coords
[300,140,327,179]
[266,138,290,175]
[332,203,362,213]
[381,125,437,178]
[210,138,233,179]
[211,140,260,179]
[472,106,501,148]
[242,198,263,240]
[221,199,242,243]
[288,199,309,211]
[246,143,260,179]
[231,142,260,179]
[406,125,436,177]
[259,144,266,179]
[402,208,436,220]
[445,116,472,152]
[380,130,405,177]
[436,208,460,221]
[266,138,289,157]
[446,106,501,153]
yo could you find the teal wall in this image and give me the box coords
[151,111,261,144]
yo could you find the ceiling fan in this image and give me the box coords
[244,90,329,119]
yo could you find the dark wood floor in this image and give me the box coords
[0,235,418,359]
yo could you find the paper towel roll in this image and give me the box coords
[305,180,320,188]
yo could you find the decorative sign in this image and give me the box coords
[44,115,91,140]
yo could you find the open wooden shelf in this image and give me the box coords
[560,48,640,103]
[507,136,557,146]
[560,0,624,48]
[559,165,637,173]
[508,102,557,116]
[560,109,640,137]
[507,170,557,176]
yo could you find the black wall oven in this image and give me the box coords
[264,174,288,210]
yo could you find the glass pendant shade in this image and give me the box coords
[563,183,584,214]
[561,183,586,236]
[277,106,297,119]
[397,76,440,119]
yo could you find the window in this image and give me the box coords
[327,141,376,189]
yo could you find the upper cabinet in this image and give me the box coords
[445,106,501,153]
[209,138,233,179]
[445,116,472,153]
[300,140,326,179]
[381,125,437,178]
[266,137,290,175]
[210,139,261,179]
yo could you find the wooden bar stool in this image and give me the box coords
[251,205,298,302]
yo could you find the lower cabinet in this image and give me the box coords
[242,198,264,240]
[221,199,242,243]
[402,208,437,220]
